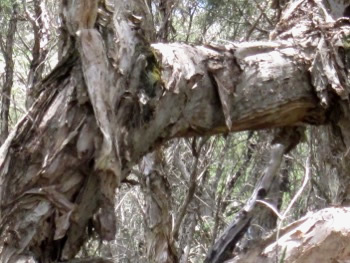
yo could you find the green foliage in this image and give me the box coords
[1,1,341,262]
[140,47,163,98]
[0,0,13,11]
[170,0,278,43]
[279,246,287,263]
[342,34,350,50]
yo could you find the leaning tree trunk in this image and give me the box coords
[205,127,304,263]
[0,0,350,262]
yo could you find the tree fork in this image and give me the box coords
[0,0,349,262]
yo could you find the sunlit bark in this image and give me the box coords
[0,0,349,262]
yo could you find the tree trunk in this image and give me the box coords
[0,2,18,144]
[24,0,51,109]
[227,207,350,263]
[140,150,178,263]
[205,127,304,263]
[0,0,349,262]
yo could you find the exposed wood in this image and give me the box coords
[226,207,350,263]
[0,0,349,262]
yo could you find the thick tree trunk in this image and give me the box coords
[227,207,350,263]
[140,150,178,263]
[0,0,349,262]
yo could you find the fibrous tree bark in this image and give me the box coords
[227,207,350,263]
[0,0,350,262]
[139,150,178,263]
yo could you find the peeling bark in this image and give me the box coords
[227,207,350,263]
[0,0,349,262]
[140,150,178,263]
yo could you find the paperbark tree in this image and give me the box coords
[0,0,350,262]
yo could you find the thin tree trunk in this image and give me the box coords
[205,127,304,263]
[0,2,18,144]
[0,0,349,262]
[24,0,51,109]
[157,0,174,42]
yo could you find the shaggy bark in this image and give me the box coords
[226,207,350,263]
[140,150,178,263]
[0,0,349,262]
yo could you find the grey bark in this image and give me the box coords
[205,127,304,263]
[140,150,178,263]
[0,0,349,262]
[23,0,51,109]
[227,207,350,263]
[0,3,18,144]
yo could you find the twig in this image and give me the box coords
[275,155,311,263]
[256,200,283,220]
